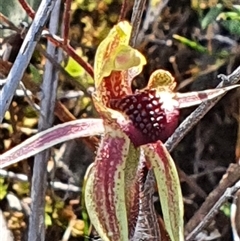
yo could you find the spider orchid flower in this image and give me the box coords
[0,21,239,241]
[84,21,183,241]
[83,21,239,241]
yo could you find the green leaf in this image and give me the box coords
[64,48,86,77]
[217,11,240,21]
[13,182,30,196]
[45,213,52,227]
[173,35,207,53]
[201,4,223,29]
[45,196,53,213]
[220,203,231,217]
[0,178,8,200]
[143,142,184,241]
[220,20,240,35]
[29,64,42,84]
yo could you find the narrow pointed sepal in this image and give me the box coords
[85,125,130,241]
[132,156,162,241]
[176,84,240,109]
[124,143,141,237]
[143,142,184,241]
[0,119,104,168]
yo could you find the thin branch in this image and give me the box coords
[18,0,35,19]
[27,0,61,240]
[139,0,169,43]
[36,44,91,96]
[0,0,57,123]
[165,65,240,152]
[185,163,240,237]
[186,180,240,241]
[0,169,80,192]
[177,167,207,199]
[63,0,72,45]
[18,0,94,78]
[41,31,94,78]
[118,0,128,22]
[65,44,94,78]
[130,0,147,47]
[19,82,40,111]
[0,13,20,32]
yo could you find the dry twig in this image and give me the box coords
[130,0,147,47]
[18,0,35,19]
[27,1,61,240]
[185,163,240,239]
[186,179,240,241]
[0,169,80,192]
[63,0,72,45]
[0,0,57,123]
[18,0,94,78]
[118,0,128,21]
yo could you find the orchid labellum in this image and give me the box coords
[0,21,239,241]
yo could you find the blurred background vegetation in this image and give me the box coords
[0,0,240,240]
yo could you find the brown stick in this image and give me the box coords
[118,0,128,21]
[130,0,147,47]
[18,0,94,78]
[185,163,240,236]
[63,0,72,45]
[27,1,60,240]
[0,13,20,32]
[18,0,35,19]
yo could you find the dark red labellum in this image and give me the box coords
[110,89,180,146]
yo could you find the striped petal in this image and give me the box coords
[124,143,141,237]
[84,122,143,240]
[176,84,240,108]
[0,119,104,168]
[143,142,184,241]
[132,155,162,241]
[85,124,130,241]
[94,21,146,106]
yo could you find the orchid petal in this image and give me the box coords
[0,119,104,168]
[114,45,146,71]
[132,156,162,241]
[85,125,130,241]
[92,93,143,236]
[147,69,176,91]
[124,143,141,237]
[143,142,184,241]
[176,84,240,108]
[94,21,132,85]
[94,21,146,105]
